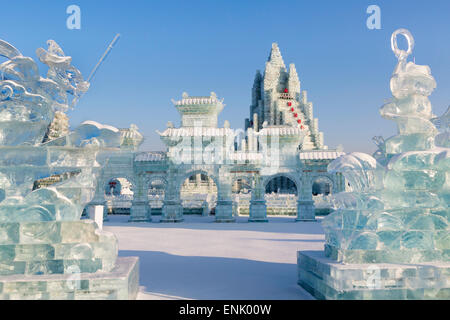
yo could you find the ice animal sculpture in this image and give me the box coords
[0,39,119,222]
[0,39,138,299]
[323,28,449,264]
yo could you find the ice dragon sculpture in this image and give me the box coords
[323,29,449,264]
[0,39,123,223]
[0,38,137,288]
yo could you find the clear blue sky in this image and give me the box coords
[1,0,449,153]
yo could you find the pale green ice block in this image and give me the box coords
[299,29,450,299]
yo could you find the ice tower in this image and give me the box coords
[118,42,346,224]
[246,43,325,150]
[297,29,450,300]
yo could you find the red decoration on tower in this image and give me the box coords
[297,119,301,124]
[290,107,294,112]
[284,88,288,93]
[288,102,292,107]
[301,125,304,129]
[294,113,298,118]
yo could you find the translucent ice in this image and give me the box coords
[0,39,125,277]
[328,152,384,192]
[323,29,450,263]
[0,39,124,220]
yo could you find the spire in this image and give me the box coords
[252,70,263,105]
[253,69,262,84]
[264,43,287,91]
[288,63,301,95]
[267,43,286,70]
[288,63,299,81]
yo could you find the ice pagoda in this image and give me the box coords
[297,29,450,300]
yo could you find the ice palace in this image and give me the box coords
[88,42,346,224]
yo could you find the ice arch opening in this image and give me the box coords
[312,177,332,196]
[312,176,334,216]
[148,178,166,215]
[181,173,217,216]
[265,176,298,216]
[231,177,252,216]
[104,177,134,215]
[232,178,252,194]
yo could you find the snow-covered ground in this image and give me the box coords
[104,215,325,300]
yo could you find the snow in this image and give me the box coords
[104,215,325,300]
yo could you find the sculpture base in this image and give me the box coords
[161,201,183,223]
[248,218,269,223]
[324,244,450,264]
[297,200,316,221]
[297,250,450,300]
[0,220,118,276]
[160,218,184,223]
[0,257,139,300]
[249,200,268,222]
[215,218,236,223]
[295,218,317,222]
[129,201,151,223]
[128,218,151,223]
[215,200,234,222]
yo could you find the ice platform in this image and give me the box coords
[0,257,139,300]
[297,250,450,300]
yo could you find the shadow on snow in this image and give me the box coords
[119,250,314,300]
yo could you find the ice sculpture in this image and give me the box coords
[0,39,138,299]
[323,28,449,263]
[298,29,449,300]
[432,105,450,148]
